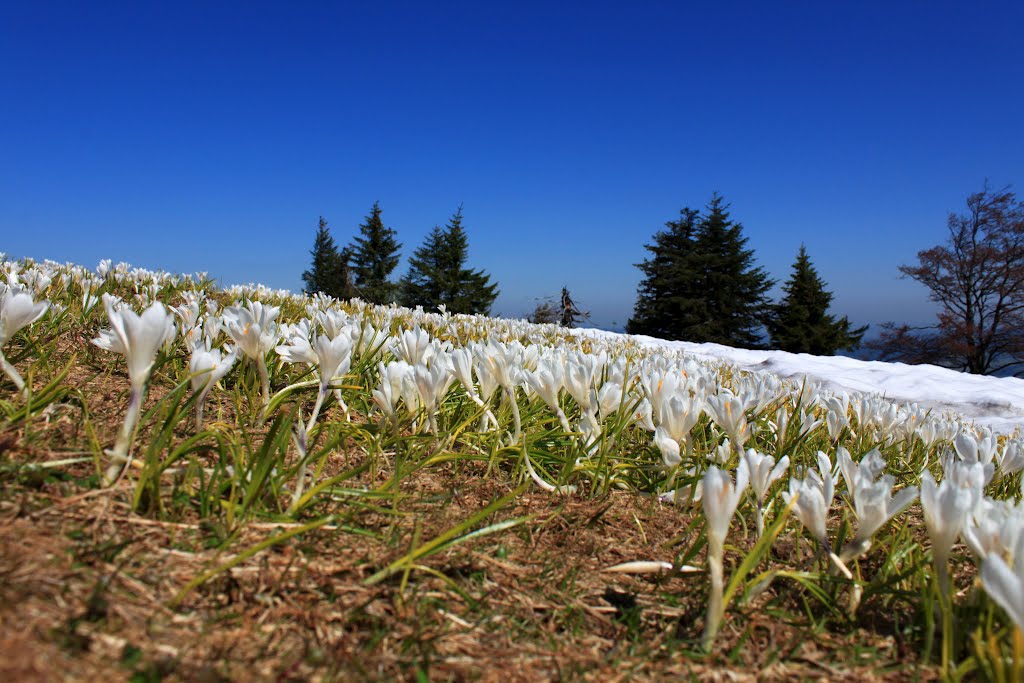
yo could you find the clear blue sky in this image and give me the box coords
[3,2,1022,332]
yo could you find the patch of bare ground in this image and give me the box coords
[0,323,939,680]
[0,445,938,682]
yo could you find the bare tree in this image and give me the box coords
[870,186,1024,375]
[528,300,559,325]
[560,287,589,328]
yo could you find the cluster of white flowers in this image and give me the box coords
[5,254,1024,650]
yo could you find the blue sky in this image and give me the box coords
[2,2,1022,332]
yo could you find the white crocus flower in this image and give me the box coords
[371,370,400,423]
[652,392,703,468]
[708,440,732,466]
[632,398,655,432]
[275,329,354,513]
[941,451,993,491]
[80,277,102,316]
[784,451,853,579]
[486,341,524,393]
[476,341,524,441]
[954,431,998,468]
[523,356,570,431]
[0,283,50,393]
[450,347,477,398]
[223,300,280,411]
[173,298,202,334]
[796,410,822,440]
[706,391,750,450]
[316,308,349,337]
[849,477,918,551]
[833,447,916,616]
[822,393,850,441]
[574,414,602,457]
[773,404,792,445]
[373,361,416,425]
[351,323,383,360]
[962,497,1024,564]
[785,474,832,551]
[392,327,435,366]
[701,462,749,650]
[641,367,685,416]
[914,418,942,451]
[414,356,455,434]
[658,466,704,506]
[564,355,599,418]
[837,447,885,497]
[997,440,1024,478]
[201,312,223,346]
[277,330,354,431]
[479,341,567,492]
[470,344,501,406]
[742,448,789,536]
[596,380,623,423]
[703,463,749,552]
[92,294,177,482]
[837,448,918,564]
[784,453,838,545]
[450,348,499,432]
[981,538,1024,632]
[921,471,976,599]
[189,343,238,429]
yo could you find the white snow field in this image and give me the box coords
[584,331,1024,435]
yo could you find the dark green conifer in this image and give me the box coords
[350,202,401,304]
[401,207,499,314]
[767,245,867,354]
[628,195,773,347]
[626,208,702,338]
[690,194,773,347]
[301,216,347,298]
[401,225,446,308]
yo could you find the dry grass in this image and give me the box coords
[0,293,949,681]
[1,433,937,681]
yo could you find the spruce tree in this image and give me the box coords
[350,202,401,304]
[626,208,703,338]
[691,195,773,347]
[400,208,499,314]
[301,216,346,297]
[767,245,867,354]
[627,195,773,347]
[401,225,446,308]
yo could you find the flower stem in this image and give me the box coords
[257,355,270,410]
[0,349,26,394]
[195,386,210,430]
[702,541,725,651]
[332,388,350,421]
[305,385,327,435]
[106,384,144,484]
[506,386,521,445]
[521,440,575,494]
[288,422,309,515]
[555,408,572,433]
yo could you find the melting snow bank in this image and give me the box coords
[576,330,1024,435]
